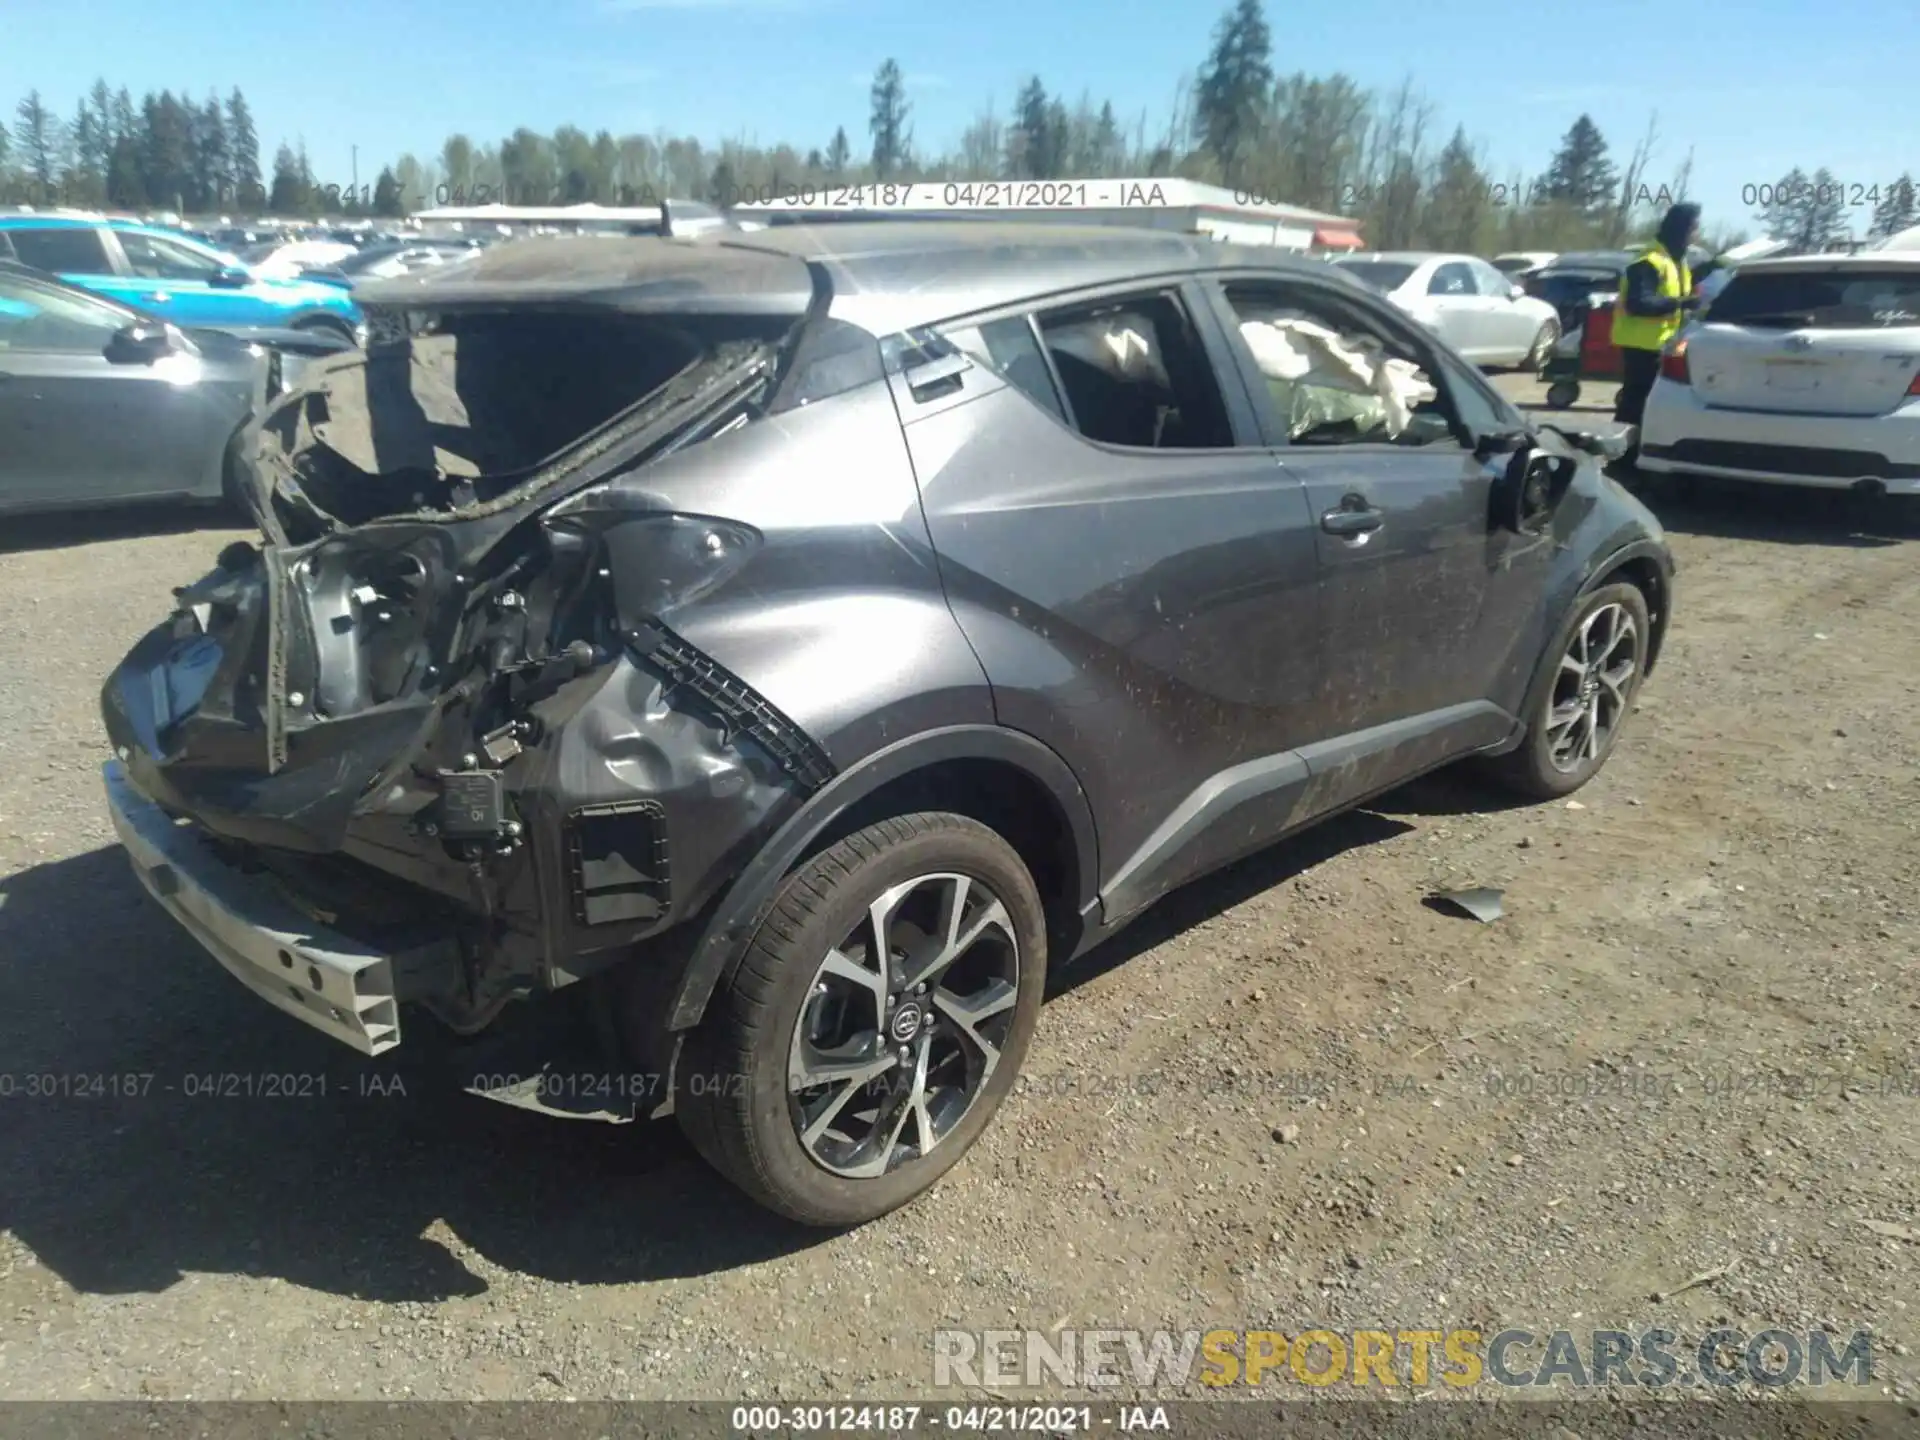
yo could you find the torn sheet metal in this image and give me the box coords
[1429,886,1506,923]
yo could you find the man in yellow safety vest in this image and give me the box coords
[1612,202,1704,437]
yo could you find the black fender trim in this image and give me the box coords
[1582,536,1675,674]
[664,724,1100,1031]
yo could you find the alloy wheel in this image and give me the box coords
[1527,320,1560,370]
[787,872,1020,1179]
[1545,602,1638,772]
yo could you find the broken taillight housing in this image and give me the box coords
[547,504,762,624]
[1660,339,1691,385]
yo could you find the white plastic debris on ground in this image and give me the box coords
[1238,318,1437,439]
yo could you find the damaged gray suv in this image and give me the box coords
[100,223,1673,1225]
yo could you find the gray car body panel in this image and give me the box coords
[0,263,265,515]
[96,221,1672,1075]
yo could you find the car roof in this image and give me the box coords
[1337,251,1446,264]
[1731,251,1920,273]
[0,214,206,242]
[1538,250,1635,269]
[352,221,1353,332]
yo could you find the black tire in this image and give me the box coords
[218,429,252,515]
[1545,379,1580,409]
[675,812,1048,1227]
[1523,319,1559,373]
[1484,582,1651,800]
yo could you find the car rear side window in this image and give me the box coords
[1428,262,1474,296]
[1709,268,1920,329]
[942,315,1070,426]
[1028,292,1236,450]
[7,226,112,273]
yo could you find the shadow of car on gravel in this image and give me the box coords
[0,503,249,557]
[0,801,1452,1300]
[1611,468,1920,549]
[0,846,831,1301]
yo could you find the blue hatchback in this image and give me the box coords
[0,217,364,344]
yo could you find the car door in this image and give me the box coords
[0,270,225,509]
[1202,272,1549,816]
[885,281,1327,920]
[1468,258,1534,362]
[1423,261,1485,358]
[105,229,260,329]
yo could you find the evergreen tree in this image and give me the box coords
[65,99,104,206]
[869,60,910,179]
[1538,114,1619,214]
[268,141,304,213]
[1192,0,1273,183]
[1008,78,1067,179]
[1757,167,1847,251]
[107,89,143,207]
[13,91,64,199]
[1867,173,1916,241]
[372,165,403,217]
[1424,126,1491,253]
[825,125,851,180]
[226,88,261,206]
[139,91,194,212]
[195,93,230,209]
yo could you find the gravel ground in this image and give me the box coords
[2,374,1918,1406]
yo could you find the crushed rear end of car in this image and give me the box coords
[99,237,840,1091]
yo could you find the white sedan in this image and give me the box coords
[1333,251,1564,368]
[1639,252,1920,496]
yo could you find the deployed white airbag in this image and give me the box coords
[1239,318,1437,439]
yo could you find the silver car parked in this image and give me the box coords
[1334,251,1563,369]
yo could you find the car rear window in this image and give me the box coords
[1334,261,1416,293]
[1708,269,1920,329]
[6,226,112,273]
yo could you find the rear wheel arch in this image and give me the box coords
[290,312,355,341]
[664,726,1100,1033]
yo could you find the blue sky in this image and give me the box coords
[4,0,1914,236]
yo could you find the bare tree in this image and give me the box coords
[1356,78,1432,248]
[957,102,1003,180]
[1609,110,1661,244]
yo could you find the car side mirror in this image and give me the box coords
[104,321,173,365]
[209,265,249,288]
[1494,448,1579,533]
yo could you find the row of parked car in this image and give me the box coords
[1332,240,1920,502]
[2,216,368,514]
